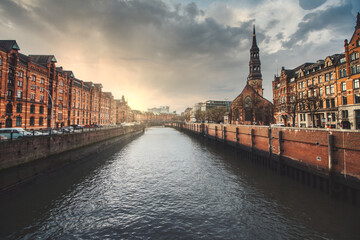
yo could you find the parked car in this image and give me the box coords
[93,124,103,128]
[0,128,32,139]
[40,129,61,135]
[84,124,94,128]
[70,124,84,129]
[61,126,74,133]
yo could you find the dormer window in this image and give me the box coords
[340,57,346,63]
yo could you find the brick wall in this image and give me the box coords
[176,123,360,180]
[0,125,144,171]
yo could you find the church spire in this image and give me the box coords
[252,24,258,49]
[247,24,263,96]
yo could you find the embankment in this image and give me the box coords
[168,122,360,205]
[0,125,144,191]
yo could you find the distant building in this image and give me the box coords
[147,106,169,114]
[229,25,274,125]
[200,100,231,111]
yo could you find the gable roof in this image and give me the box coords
[0,40,20,52]
[232,83,273,106]
[28,55,57,67]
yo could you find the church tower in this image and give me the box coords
[247,25,263,96]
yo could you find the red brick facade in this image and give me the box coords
[0,40,121,129]
[273,13,360,129]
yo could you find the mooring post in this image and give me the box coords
[250,128,254,152]
[268,127,272,159]
[223,126,227,144]
[215,125,218,140]
[278,130,284,175]
[328,133,335,197]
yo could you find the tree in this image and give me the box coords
[287,93,303,127]
[194,109,205,123]
[206,106,227,123]
[302,87,324,128]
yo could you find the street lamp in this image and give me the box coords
[37,86,54,129]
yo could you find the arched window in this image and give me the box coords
[16,103,22,113]
[30,105,35,114]
[30,117,35,126]
[5,117,12,127]
[16,117,22,126]
[39,117,43,126]
[6,103,13,114]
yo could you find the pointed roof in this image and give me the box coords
[251,24,259,50]
[63,70,75,78]
[29,55,57,67]
[0,40,20,52]
[232,82,273,106]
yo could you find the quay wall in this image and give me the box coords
[168,122,360,205]
[0,125,144,190]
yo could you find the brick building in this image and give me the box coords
[273,13,360,129]
[229,26,273,125]
[115,96,133,124]
[0,40,125,129]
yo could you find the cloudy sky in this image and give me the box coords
[0,0,359,112]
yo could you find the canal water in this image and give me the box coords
[0,127,359,239]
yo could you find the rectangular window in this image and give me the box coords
[326,99,330,108]
[325,73,329,81]
[0,58,2,65]
[356,52,359,59]
[312,78,316,85]
[31,93,35,101]
[356,65,360,73]
[352,66,356,75]
[313,89,316,96]
[326,86,330,95]
[332,113,336,121]
[340,69,343,78]
[31,75,36,82]
[31,85,36,90]
[40,78,45,84]
[40,95,44,102]
[331,98,335,108]
[319,87,323,96]
[307,79,311,86]
[330,72,333,80]
[16,104,22,113]
[330,85,334,94]
[342,110,348,118]
[351,53,355,61]
[342,96,347,105]
[342,82,346,91]
[319,75,322,83]
[355,94,360,104]
[354,79,359,89]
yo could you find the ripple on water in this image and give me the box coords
[1,127,359,240]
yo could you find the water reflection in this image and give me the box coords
[0,127,359,239]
